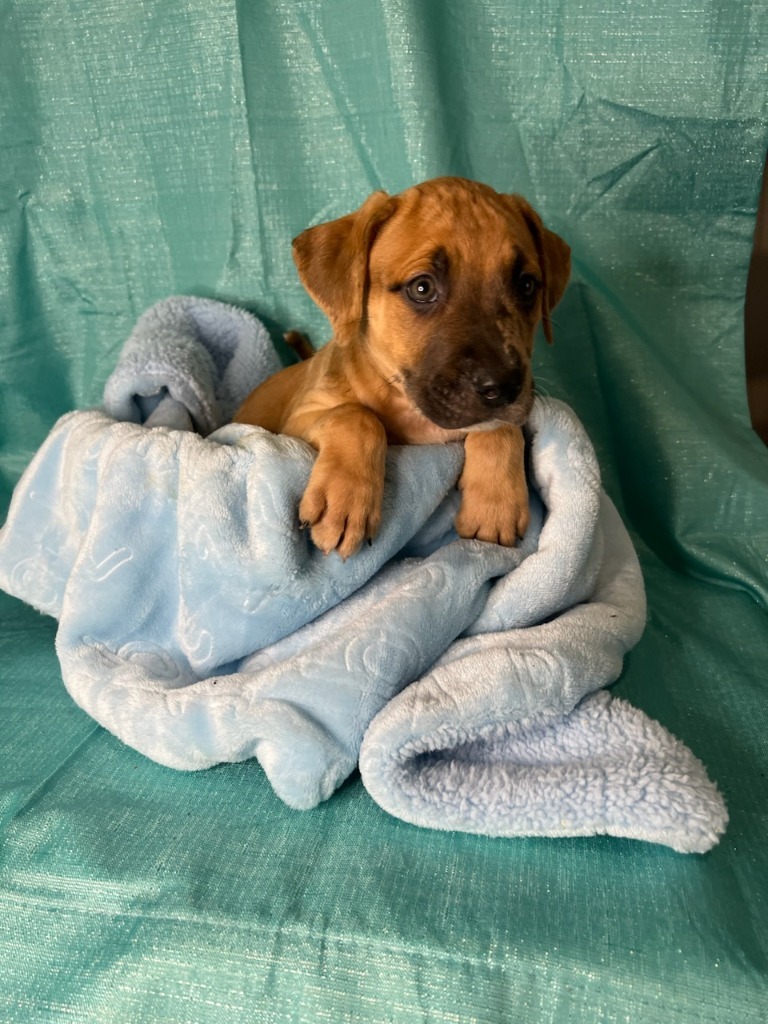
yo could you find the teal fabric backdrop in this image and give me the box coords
[1,1,767,1020]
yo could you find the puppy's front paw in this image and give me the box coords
[455,474,530,547]
[299,460,383,560]
[456,424,530,547]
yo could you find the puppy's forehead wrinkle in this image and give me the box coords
[374,197,535,286]
[431,246,449,277]
[374,231,519,289]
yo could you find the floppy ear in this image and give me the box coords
[292,190,396,341]
[508,196,571,344]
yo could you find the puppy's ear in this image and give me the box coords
[292,190,396,340]
[507,196,571,344]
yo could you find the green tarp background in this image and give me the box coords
[1,1,767,1020]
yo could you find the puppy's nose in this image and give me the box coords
[473,367,524,407]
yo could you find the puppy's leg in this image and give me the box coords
[456,425,530,546]
[287,404,387,560]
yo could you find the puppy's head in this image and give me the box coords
[292,177,570,430]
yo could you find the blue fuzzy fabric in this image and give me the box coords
[102,295,282,433]
[0,298,727,853]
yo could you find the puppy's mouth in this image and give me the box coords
[402,367,534,431]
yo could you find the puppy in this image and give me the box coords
[235,177,570,559]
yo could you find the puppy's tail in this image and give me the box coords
[284,330,316,361]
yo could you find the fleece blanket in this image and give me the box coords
[0,297,727,853]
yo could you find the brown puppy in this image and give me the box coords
[235,177,570,559]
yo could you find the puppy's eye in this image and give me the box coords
[518,274,539,303]
[404,275,439,305]
[518,274,540,301]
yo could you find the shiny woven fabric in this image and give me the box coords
[1,1,766,1020]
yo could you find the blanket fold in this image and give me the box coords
[0,297,727,853]
[102,295,282,433]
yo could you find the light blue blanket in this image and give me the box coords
[0,298,727,853]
